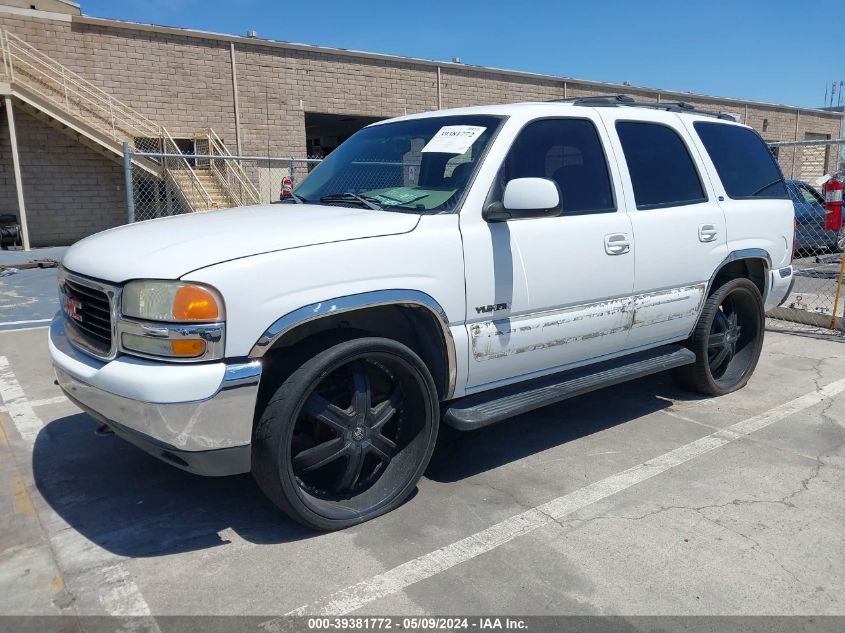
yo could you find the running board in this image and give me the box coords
[443,344,696,431]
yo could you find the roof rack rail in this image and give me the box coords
[553,94,737,121]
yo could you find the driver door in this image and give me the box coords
[460,115,635,391]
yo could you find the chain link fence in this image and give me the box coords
[122,139,845,335]
[766,139,845,335]
[124,147,322,220]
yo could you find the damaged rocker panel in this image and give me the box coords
[631,283,707,328]
[470,283,707,361]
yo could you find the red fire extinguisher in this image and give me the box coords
[280,176,293,200]
[823,175,843,231]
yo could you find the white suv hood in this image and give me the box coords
[62,203,420,282]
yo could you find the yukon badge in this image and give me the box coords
[475,302,509,315]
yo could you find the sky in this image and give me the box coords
[81,0,843,110]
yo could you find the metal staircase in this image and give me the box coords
[194,129,261,207]
[0,29,258,213]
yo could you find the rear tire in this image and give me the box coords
[252,337,439,531]
[674,278,764,396]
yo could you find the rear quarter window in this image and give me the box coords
[694,122,788,199]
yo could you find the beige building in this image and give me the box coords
[0,0,842,246]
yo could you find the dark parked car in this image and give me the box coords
[786,179,845,253]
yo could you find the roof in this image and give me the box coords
[375,100,749,127]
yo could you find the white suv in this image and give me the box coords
[50,96,795,530]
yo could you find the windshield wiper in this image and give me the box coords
[319,192,383,211]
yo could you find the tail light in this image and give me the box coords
[791,216,797,263]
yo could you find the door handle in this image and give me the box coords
[604,233,631,255]
[699,224,718,243]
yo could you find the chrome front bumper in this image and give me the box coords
[50,315,261,476]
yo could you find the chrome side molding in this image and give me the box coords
[249,290,458,399]
[222,360,263,390]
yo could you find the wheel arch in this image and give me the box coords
[707,248,771,299]
[249,290,457,401]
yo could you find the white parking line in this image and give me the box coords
[0,356,43,444]
[279,376,845,618]
[0,394,67,414]
[0,325,50,334]
[0,318,53,326]
[0,355,157,626]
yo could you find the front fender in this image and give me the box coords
[181,214,466,359]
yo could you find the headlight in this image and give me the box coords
[118,280,225,362]
[121,280,224,323]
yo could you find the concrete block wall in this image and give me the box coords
[3,108,126,246]
[0,15,238,142]
[0,109,20,215]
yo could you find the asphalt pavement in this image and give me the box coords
[1,245,844,629]
[0,325,843,624]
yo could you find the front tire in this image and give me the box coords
[674,278,765,396]
[252,337,439,530]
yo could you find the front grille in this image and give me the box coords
[61,272,115,359]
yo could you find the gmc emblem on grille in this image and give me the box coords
[63,295,83,322]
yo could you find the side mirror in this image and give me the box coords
[484,178,561,222]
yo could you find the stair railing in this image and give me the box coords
[0,29,245,214]
[0,30,160,149]
[203,129,261,206]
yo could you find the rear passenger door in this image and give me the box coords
[685,120,793,271]
[600,110,728,347]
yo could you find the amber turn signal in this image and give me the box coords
[170,339,207,357]
[172,285,220,321]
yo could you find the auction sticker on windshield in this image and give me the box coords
[421,125,487,154]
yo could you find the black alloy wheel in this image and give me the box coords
[674,278,764,396]
[252,337,439,530]
[706,300,743,379]
[293,359,406,499]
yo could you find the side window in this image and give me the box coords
[798,185,823,206]
[615,121,707,210]
[493,118,615,214]
[694,122,788,199]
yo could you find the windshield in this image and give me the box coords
[294,115,504,213]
